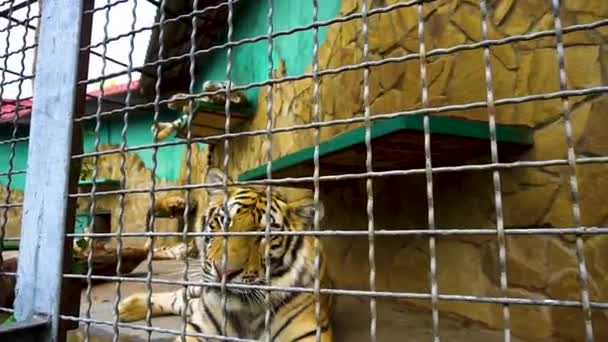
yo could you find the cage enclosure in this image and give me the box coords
[1,0,608,341]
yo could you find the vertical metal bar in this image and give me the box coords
[549,1,594,340]
[178,0,198,339]
[360,1,377,342]
[146,0,168,340]
[219,0,235,336]
[84,1,112,341]
[263,0,274,340]
[0,0,19,271]
[112,0,138,340]
[14,1,88,342]
[311,0,323,341]
[416,2,440,340]
[479,1,511,340]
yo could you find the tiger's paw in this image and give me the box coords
[118,293,148,322]
[156,196,186,218]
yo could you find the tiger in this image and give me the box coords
[117,168,334,341]
[152,240,199,261]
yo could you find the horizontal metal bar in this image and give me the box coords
[60,315,255,342]
[0,0,38,17]
[0,12,36,30]
[0,75,34,88]
[73,76,607,137]
[0,14,39,34]
[0,44,37,60]
[64,226,608,239]
[67,155,608,198]
[77,14,607,90]
[0,202,23,209]
[0,66,32,78]
[2,237,20,241]
[88,49,156,78]
[59,272,608,309]
[83,0,129,15]
[0,169,26,177]
[70,84,608,156]
[0,137,29,146]
[81,0,244,52]
[0,307,15,313]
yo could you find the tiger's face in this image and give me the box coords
[199,168,323,297]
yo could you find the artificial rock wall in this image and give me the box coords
[207,0,608,341]
[73,144,210,249]
[0,185,23,240]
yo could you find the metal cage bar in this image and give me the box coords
[1,0,607,341]
[12,1,91,342]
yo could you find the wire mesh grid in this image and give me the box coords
[0,0,38,321]
[4,0,608,341]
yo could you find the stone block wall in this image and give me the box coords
[0,185,23,240]
[2,0,606,340]
[206,0,608,340]
[2,143,210,249]
[73,144,211,249]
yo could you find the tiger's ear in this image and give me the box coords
[205,168,231,197]
[289,197,324,228]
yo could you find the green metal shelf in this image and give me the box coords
[2,241,19,250]
[238,115,533,187]
[77,178,120,193]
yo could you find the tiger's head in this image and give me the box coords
[199,168,325,300]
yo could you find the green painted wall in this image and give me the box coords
[2,0,339,191]
[0,113,198,191]
[0,125,29,191]
[81,111,193,182]
[197,0,341,106]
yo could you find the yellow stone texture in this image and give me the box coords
[505,288,553,340]
[450,1,520,70]
[542,183,576,228]
[0,185,23,239]
[433,172,497,239]
[513,46,600,127]
[517,10,598,50]
[482,236,575,290]
[547,268,608,341]
[577,163,608,227]
[368,11,408,54]
[200,1,608,340]
[565,0,608,15]
[499,3,534,36]
[443,49,517,123]
[434,239,503,328]
[531,98,592,161]
[388,237,431,293]
[576,95,608,156]
[492,0,514,25]
[494,0,548,37]
[339,0,358,15]
[73,144,196,248]
[502,182,560,227]
[584,235,608,303]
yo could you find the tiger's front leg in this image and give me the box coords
[118,287,198,322]
[172,324,204,342]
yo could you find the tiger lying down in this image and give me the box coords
[118,168,334,341]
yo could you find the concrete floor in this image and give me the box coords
[4,252,526,341]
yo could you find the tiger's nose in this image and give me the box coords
[213,261,241,278]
